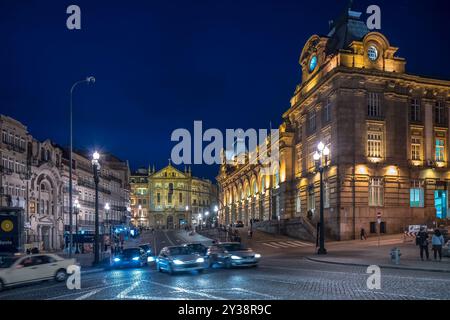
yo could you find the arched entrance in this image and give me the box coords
[167,215,174,229]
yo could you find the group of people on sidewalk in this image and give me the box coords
[416,228,445,262]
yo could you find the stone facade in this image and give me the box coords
[217,7,450,241]
[1,114,131,251]
[130,163,217,229]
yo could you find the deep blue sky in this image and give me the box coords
[1,0,449,181]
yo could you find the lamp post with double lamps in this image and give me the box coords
[91,151,101,265]
[313,141,330,255]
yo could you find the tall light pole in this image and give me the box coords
[105,202,111,238]
[92,151,101,265]
[314,142,330,255]
[69,76,95,258]
[74,199,81,254]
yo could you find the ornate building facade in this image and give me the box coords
[130,163,217,229]
[217,7,450,241]
[1,114,131,251]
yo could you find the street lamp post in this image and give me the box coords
[91,151,101,265]
[74,200,81,254]
[314,142,330,255]
[105,202,111,238]
[69,76,95,258]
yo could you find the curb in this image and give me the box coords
[81,267,106,275]
[306,257,450,273]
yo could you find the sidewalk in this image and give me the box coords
[307,239,450,273]
[176,230,215,246]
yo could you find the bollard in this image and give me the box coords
[390,247,401,265]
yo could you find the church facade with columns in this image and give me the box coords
[130,163,217,229]
[216,6,450,241]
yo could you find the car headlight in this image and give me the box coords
[147,250,152,254]
[147,256,155,262]
[196,257,205,263]
[255,254,261,258]
[132,257,140,261]
[173,259,184,265]
[231,255,242,260]
[113,257,121,262]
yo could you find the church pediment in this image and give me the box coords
[152,164,187,179]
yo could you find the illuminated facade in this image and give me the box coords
[130,163,216,229]
[217,7,450,240]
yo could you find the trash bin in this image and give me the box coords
[390,248,401,265]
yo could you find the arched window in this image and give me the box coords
[261,176,266,193]
[273,170,280,188]
[253,180,258,195]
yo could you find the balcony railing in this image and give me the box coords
[3,140,26,153]
[0,165,14,175]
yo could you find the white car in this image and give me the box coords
[0,254,76,291]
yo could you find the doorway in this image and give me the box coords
[434,190,447,219]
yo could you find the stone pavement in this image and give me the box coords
[308,235,450,273]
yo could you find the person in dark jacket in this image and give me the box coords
[416,227,430,261]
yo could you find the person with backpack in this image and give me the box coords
[431,229,445,261]
[416,227,430,261]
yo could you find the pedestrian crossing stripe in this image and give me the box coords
[262,241,313,249]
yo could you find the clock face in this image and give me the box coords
[368,45,378,61]
[309,55,318,73]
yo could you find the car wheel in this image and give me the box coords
[157,264,163,272]
[207,258,213,268]
[198,269,204,274]
[225,259,232,269]
[55,269,67,282]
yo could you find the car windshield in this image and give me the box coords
[0,256,19,268]
[169,247,192,256]
[187,244,203,251]
[122,249,140,257]
[221,244,244,251]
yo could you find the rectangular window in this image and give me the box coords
[435,101,445,125]
[410,99,421,122]
[157,193,161,204]
[168,194,172,204]
[368,132,382,158]
[369,178,383,207]
[308,111,316,133]
[179,192,182,203]
[2,130,7,143]
[410,180,424,208]
[295,190,301,216]
[307,185,315,213]
[368,93,381,117]
[411,137,421,161]
[323,97,331,124]
[435,138,445,162]
[324,182,330,209]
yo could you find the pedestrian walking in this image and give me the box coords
[360,228,367,240]
[416,227,430,261]
[431,229,445,261]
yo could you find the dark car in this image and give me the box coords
[139,244,155,262]
[206,242,261,268]
[156,246,206,275]
[110,247,147,269]
[235,221,244,228]
[183,243,208,256]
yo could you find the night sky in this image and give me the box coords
[1,0,449,181]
